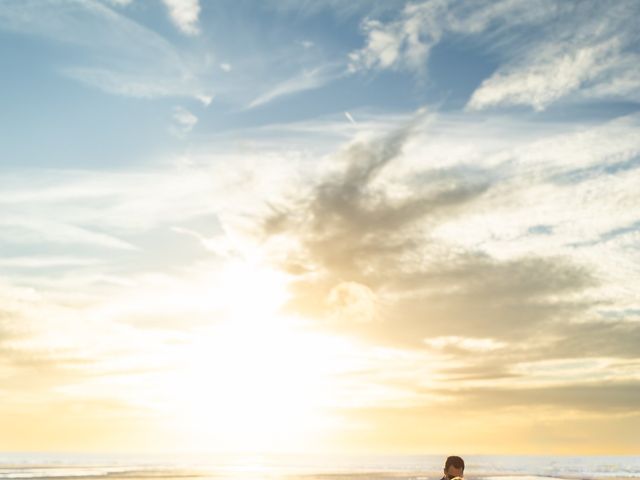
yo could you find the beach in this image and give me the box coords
[1,455,639,480]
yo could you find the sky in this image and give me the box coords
[0,0,639,456]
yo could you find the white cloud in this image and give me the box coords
[0,168,215,237]
[161,0,201,36]
[0,257,103,269]
[350,19,403,71]
[171,227,229,256]
[196,93,214,105]
[394,113,640,319]
[468,34,630,111]
[467,1,640,110]
[247,65,344,109]
[348,2,444,74]
[170,106,198,137]
[0,216,138,250]
[344,111,356,124]
[580,52,640,102]
[348,0,563,74]
[103,0,133,6]
[0,144,309,258]
[348,0,535,74]
[405,113,640,270]
[349,0,640,110]
[219,63,232,72]
[63,67,203,100]
[173,106,198,127]
[0,0,212,101]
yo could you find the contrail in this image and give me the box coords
[344,111,356,124]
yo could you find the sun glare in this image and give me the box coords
[157,258,341,453]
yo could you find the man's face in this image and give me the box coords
[444,466,464,479]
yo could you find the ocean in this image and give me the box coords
[0,454,639,480]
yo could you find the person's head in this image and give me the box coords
[444,456,464,479]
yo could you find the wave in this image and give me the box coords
[1,455,639,480]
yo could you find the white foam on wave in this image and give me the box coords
[0,455,639,480]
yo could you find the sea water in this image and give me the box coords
[0,454,639,480]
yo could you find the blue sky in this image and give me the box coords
[1,0,640,455]
[3,0,638,168]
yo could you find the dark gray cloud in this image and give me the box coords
[334,381,640,419]
[439,316,640,361]
[438,381,640,413]
[545,319,640,359]
[266,122,493,291]
[379,254,596,343]
[252,113,640,440]
[435,363,519,382]
[257,116,640,425]
[263,121,600,345]
[422,319,640,386]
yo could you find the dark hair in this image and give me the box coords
[445,456,465,472]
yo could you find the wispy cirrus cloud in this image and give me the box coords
[468,2,640,110]
[0,216,138,251]
[0,0,212,101]
[348,0,556,73]
[0,256,103,269]
[247,65,345,109]
[265,0,402,22]
[103,0,133,6]
[0,167,217,242]
[349,0,640,110]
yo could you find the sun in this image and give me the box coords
[179,318,330,452]
[155,258,343,453]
